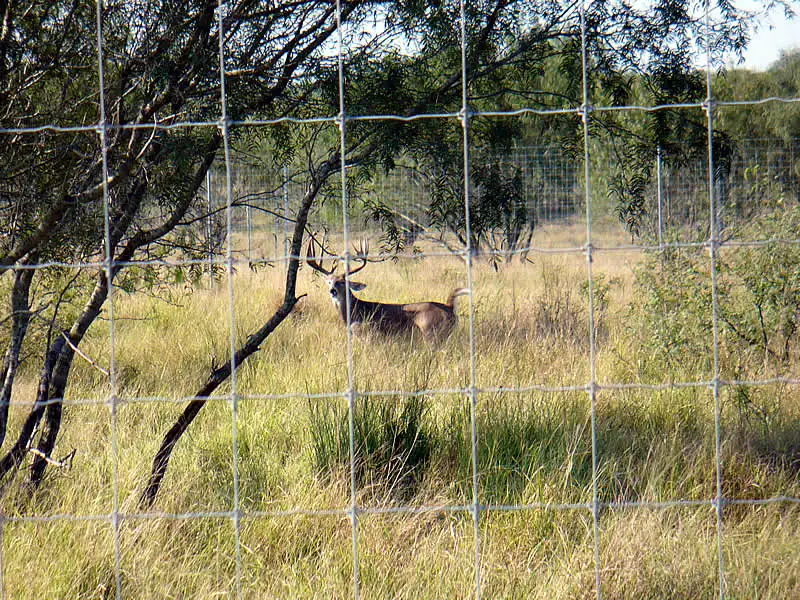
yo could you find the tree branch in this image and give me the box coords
[140,153,338,507]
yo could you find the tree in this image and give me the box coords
[0,0,774,504]
[0,0,363,491]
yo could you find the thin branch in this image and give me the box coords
[60,332,109,377]
[28,447,75,469]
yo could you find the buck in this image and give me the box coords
[306,240,469,345]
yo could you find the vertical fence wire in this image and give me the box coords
[92,1,122,598]
[704,1,726,598]
[335,1,362,596]
[216,4,243,597]
[213,136,800,252]
[578,1,602,596]
[207,170,215,286]
[657,146,664,246]
[457,0,482,596]
[283,164,291,258]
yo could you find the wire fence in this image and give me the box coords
[211,137,800,263]
[1,1,800,599]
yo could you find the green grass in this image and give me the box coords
[2,223,799,598]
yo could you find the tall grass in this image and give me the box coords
[2,221,799,598]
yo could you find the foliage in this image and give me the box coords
[723,207,800,365]
[420,153,534,262]
[0,0,789,502]
[0,0,378,492]
[632,246,716,373]
[715,49,800,140]
[633,205,800,376]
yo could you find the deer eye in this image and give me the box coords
[329,288,337,297]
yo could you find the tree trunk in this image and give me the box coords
[28,269,111,487]
[0,336,65,482]
[140,157,335,508]
[139,301,297,507]
[25,142,221,489]
[0,261,36,447]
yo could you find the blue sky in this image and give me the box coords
[738,3,798,70]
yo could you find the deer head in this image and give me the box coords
[305,239,368,311]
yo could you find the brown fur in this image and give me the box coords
[325,275,468,344]
[306,240,468,344]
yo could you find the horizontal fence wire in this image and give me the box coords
[2,375,799,410]
[4,96,799,136]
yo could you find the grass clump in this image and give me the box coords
[309,394,433,502]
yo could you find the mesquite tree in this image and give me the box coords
[0,0,766,504]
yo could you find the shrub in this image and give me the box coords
[632,205,800,377]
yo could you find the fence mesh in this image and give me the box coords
[213,137,800,261]
[1,0,799,598]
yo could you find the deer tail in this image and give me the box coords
[446,288,470,308]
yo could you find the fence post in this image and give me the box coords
[206,169,214,287]
[656,145,663,246]
[273,195,279,258]
[246,202,252,266]
[283,163,290,259]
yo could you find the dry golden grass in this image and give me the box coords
[2,222,799,598]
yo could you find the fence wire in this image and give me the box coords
[208,140,800,264]
[1,1,800,599]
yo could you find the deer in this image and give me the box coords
[306,239,469,345]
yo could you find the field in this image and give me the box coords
[2,219,799,599]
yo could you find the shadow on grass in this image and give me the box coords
[306,387,800,510]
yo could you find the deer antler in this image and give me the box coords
[346,239,368,276]
[306,238,337,276]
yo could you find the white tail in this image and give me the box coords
[306,239,468,344]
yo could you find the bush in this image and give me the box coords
[633,205,800,377]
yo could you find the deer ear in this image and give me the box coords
[348,281,366,291]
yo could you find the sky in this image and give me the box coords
[737,3,799,70]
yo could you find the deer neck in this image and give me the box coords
[334,289,362,324]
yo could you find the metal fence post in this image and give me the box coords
[657,145,663,246]
[246,200,252,266]
[283,163,290,258]
[207,169,214,287]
